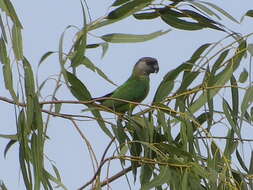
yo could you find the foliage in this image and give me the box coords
[0,0,253,189]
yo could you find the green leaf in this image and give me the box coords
[1,0,23,28]
[190,1,221,20]
[239,69,248,83]
[101,30,170,43]
[153,62,193,103]
[223,98,240,138]
[23,58,36,130]
[107,0,152,20]
[112,0,131,6]
[4,139,17,158]
[71,30,87,68]
[66,71,113,138]
[189,61,233,114]
[80,56,116,86]
[0,15,7,42]
[133,11,160,20]
[141,165,170,190]
[230,75,239,120]
[245,10,253,18]
[201,1,239,23]
[38,51,55,66]
[12,24,23,60]
[140,164,153,186]
[161,13,204,30]
[224,129,237,159]
[236,149,249,173]
[240,86,253,126]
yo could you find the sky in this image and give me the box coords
[0,0,253,189]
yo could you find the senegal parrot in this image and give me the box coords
[94,57,159,113]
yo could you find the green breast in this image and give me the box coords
[102,76,150,113]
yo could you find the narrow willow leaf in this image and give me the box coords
[112,0,131,6]
[224,130,238,159]
[190,1,221,20]
[153,62,192,103]
[189,43,211,62]
[44,170,68,190]
[211,49,230,74]
[245,10,253,18]
[31,133,42,190]
[107,0,151,20]
[80,56,116,86]
[140,164,153,185]
[4,139,17,158]
[230,75,239,119]
[239,69,248,83]
[240,86,253,126]
[236,149,249,173]
[2,0,23,27]
[248,43,253,56]
[38,51,55,66]
[141,165,170,190]
[161,13,203,30]
[71,30,87,68]
[23,58,36,130]
[0,38,17,101]
[66,71,113,138]
[189,62,233,114]
[180,9,224,31]
[86,43,100,48]
[201,1,239,23]
[223,98,240,138]
[12,24,23,60]
[181,170,188,190]
[0,15,7,41]
[133,11,160,20]
[101,30,170,43]
[52,164,61,181]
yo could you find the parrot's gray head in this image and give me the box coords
[133,57,159,76]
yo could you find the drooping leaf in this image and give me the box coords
[23,58,36,131]
[101,30,170,43]
[66,71,113,138]
[80,56,116,86]
[245,10,253,18]
[201,1,239,23]
[107,0,152,20]
[236,149,249,173]
[240,86,253,126]
[112,0,131,6]
[12,24,23,60]
[2,0,23,27]
[38,51,55,66]
[141,165,170,190]
[190,1,221,20]
[133,11,160,20]
[161,12,204,31]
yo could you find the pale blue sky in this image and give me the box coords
[1,0,253,189]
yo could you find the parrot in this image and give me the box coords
[93,57,159,113]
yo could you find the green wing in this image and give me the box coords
[102,76,150,113]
